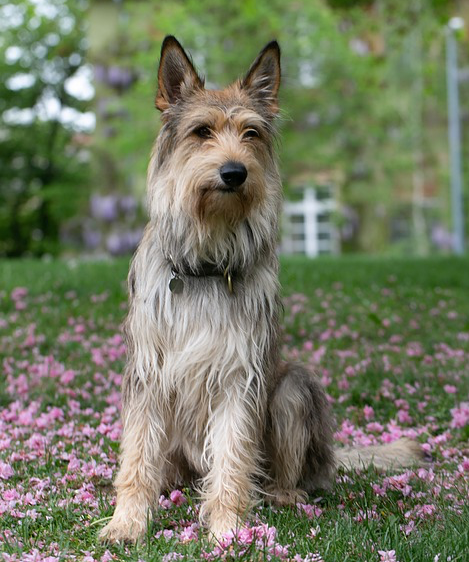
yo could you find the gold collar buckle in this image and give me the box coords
[223,266,233,294]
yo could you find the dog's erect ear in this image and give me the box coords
[241,41,281,113]
[155,36,203,111]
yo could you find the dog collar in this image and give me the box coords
[167,258,234,295]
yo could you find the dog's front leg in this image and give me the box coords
[100,395,166,543]
[201,389,261,539]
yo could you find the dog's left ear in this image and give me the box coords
[241,41,281,114]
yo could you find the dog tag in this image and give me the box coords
[169,276,184,294]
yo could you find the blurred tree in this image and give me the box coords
[84,0,144,256]
[0,0,92,256]
[98,0,463,254]
[1,0,465,256]
[321,0,452,253]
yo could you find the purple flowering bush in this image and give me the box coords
[0,257,468,561]
[82,194,144,256]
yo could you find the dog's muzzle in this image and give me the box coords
[219,161,247,191]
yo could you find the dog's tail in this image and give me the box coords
[335,438,427,471]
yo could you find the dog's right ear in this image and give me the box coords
[155,36,203,111]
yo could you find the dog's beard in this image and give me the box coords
[174,166,266,228]
[194,184,256,226]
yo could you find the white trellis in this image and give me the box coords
[281,187,339,257]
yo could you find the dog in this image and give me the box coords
[100,36,423,543]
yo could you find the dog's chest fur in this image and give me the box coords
[124,219,281,467]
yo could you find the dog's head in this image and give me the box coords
[148,36,281,229]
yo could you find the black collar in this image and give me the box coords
[171,260,229,277]
[167,258,236,294]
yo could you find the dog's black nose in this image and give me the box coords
[219,162,248,190]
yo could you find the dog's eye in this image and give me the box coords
[243,129,260,140]
[194,126,212,139]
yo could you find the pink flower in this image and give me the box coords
[338,377,349,390]
[273,543,289,558]
[23,492,37,506]
[378,550,397,562]
[363,405,374,420]
[60,370,76,384]
[450,402,469,428]
[67,457,80,472]
[11,287,28,301]
[170,489,186,506]
[237,526,254,544]
[297,503,323,518]
[179,523,198,542]
[163,529,174,540]
[0,461,14,480]
[22,551,60,562]
[397,409,412,424]
[214,529,235,550]
[3,489,19,501]
[443,384,457,394]
[415,504,436,518]
[372,484,387,496]
[252,524,277,547]
[158,494,171,509]
[312,345,326,364]
[367,421,384,433]
[401,520,415,535]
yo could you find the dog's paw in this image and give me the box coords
[99,510,147,544]
[207,509,241,541]
[265,486,307,506]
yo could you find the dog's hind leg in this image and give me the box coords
[100,377,166,543]
[265,363,335,505]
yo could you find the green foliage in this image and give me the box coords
[98,0,466,253]
[1,0,467,256]
[0,0,91,256]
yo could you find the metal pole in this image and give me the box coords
[445,19,465,254]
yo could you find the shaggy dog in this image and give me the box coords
[100,37,422,543]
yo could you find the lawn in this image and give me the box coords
[0,256,468,562]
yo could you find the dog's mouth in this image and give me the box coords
[201,183,244,196]
[218,186,238,194]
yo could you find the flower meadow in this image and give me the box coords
[0,257,468,562]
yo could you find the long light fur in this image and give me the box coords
[335,438,425,471]
[100,37,424,544]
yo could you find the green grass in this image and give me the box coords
[0,255,468,562]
